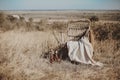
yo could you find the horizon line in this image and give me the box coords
[0,9,120,11]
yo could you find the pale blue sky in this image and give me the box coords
[0,0,120,10]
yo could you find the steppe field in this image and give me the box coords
[0,10,120,80]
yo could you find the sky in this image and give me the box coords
[0,0,120,10]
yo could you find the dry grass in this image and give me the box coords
[0,12,120,80]
[0,30,120,80]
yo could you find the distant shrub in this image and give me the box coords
[29,18,33,22]
[0,12,12,31]
[94,26,109,41]
[93,23,120,41]
[89,16,99,22]
[112,24,120,40]
[52,22,67,30]
[20,16,25,21]
[0,12,6,24]
[7,15,18,22]
[39,19,48,25]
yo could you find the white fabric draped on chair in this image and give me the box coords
[67,36,103,66]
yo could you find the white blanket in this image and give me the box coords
[67,36,103,66]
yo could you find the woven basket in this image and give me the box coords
[67,19,90,37]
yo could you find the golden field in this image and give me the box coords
[0,10,120,80]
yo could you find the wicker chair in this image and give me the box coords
[67,19,91,41]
